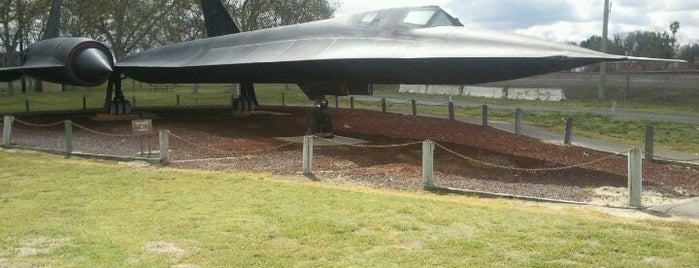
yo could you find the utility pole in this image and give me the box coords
[598,0,610,101]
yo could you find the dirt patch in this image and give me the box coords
[588,186,686,207]
[144,241,187,259]
[13,236,71,257]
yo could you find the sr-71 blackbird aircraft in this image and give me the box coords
[0,0,678,134]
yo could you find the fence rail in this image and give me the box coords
[2,114,652,208]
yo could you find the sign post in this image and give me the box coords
[132,119,154,156]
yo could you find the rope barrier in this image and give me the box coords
[456,105,483,111]
[527,117,566,128]
[169,132,296,156]
[355,100,378,106]
[593,124,646,137]
[414,100,445,106]
[386,100,412,105]
[13,118,65,128]
[657,131,699,145]
[313,136,422,148]
[26,98,79,106]
[134,96,173,102]
[489,111,515,118]
[434,142,627,172]
[71,122,139,138]
[0,99,23,106]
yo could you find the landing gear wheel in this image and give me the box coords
[233,97,257,112]
[108,99,131,115]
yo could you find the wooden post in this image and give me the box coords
[159,130,170,164]
[422,140,435,189]
[350,97,355,109]
[82,97,87,111]
[482,105,488,126]
[564,117,574,145]
[25,99,30,113]
[132,96,136,108]
[515,108,523,135]
[302,135,314,175]
[411,100,417,116]
[64,120,73,155]
[176,95,181,107]
[3,116,13,147]
[645,123,654,162]
[448,101,455,120]
[334,95,339,108]
[282,93,286,106]
[628,147,643,208]
[381,98,387,112]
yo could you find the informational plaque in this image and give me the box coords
[131,119,153,136]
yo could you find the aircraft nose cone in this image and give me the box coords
[73,48,113,83]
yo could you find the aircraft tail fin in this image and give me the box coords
[201,0,241,37]
[43,0,63,40]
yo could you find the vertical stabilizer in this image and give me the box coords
[201,0,241,37]
[43,0,63,40]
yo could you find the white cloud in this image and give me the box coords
[336,0,699,44]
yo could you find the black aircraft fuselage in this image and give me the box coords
[117,6,619,97]
[1,5,673,99]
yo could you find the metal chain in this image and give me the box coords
[169,132,296,156]
[313,136,422,148]
[434,142,627,172]
[71,122,139,138]
[13,118,65,128]
[457,105,483,111]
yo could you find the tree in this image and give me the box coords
[579,35,626,55]
[670,21,680,38]
[228,0,338,31]
[0,0,50,67]
[623,30,676,59]
[679,43,699,63]
[61,0,196,60]
[60,0,339,59]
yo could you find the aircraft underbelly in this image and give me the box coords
[120,57,598,85]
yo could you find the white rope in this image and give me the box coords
[434,142,628,172]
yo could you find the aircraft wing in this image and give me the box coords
[0,68,23,82]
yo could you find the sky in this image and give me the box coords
[335,0,699,45]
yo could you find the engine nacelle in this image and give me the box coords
[22,37,114,87]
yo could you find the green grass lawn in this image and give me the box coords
[1,150,698,267]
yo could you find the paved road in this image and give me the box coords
[648,198,699,219]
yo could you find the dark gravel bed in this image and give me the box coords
[6,107,698,202]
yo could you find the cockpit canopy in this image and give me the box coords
[354,6,463,30]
